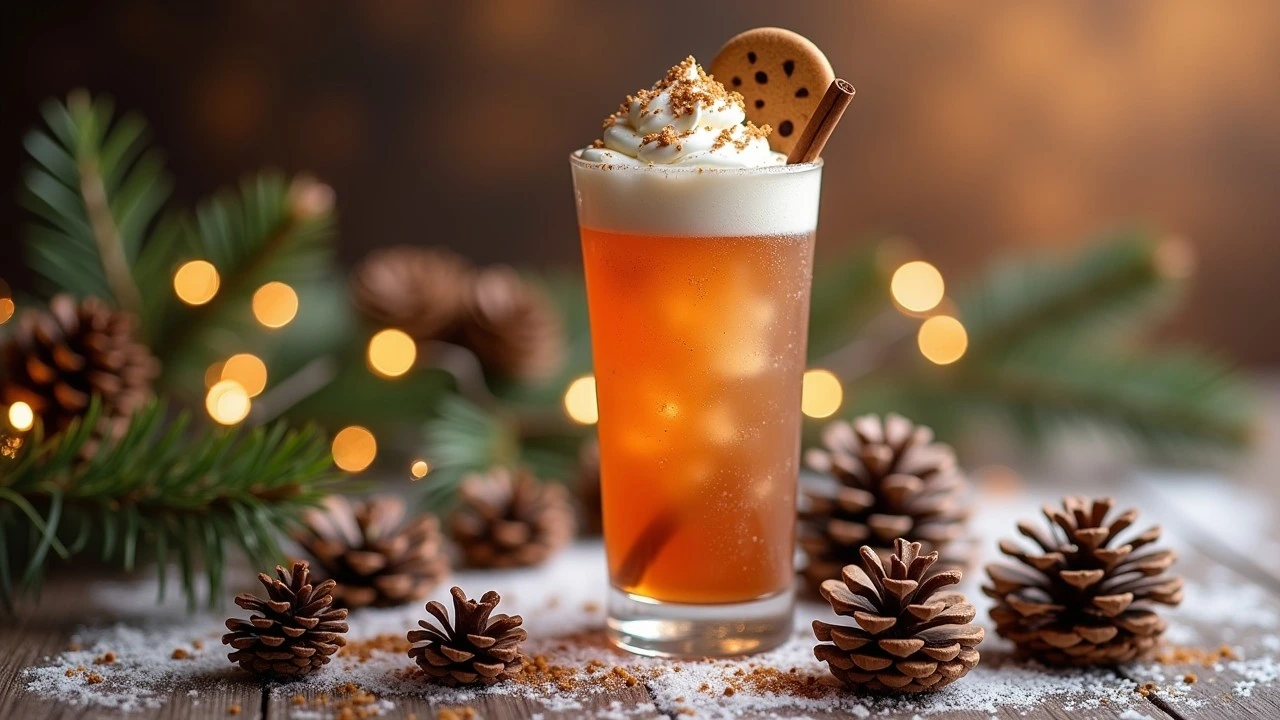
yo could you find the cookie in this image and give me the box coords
[710,27,835,155]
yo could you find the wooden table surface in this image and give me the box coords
[3,385,1278,720]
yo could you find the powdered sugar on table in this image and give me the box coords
[20,516,1280,718]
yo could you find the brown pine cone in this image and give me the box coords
[576,437,603,536]
[1,294,158,440]
[407,586,526,686]
[460,266,565,383]
[448,467,575,569]
[984,497,1184,666]
[801,414,971,595]
[814,538,983,693]
[296,495,450,609]
[350,246,473,341]
[222,561,349,679]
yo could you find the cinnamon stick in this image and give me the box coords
[787,78,855,164]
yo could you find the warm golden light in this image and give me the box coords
[563,375,599,425]
[7,402,34,431]
[410,459,430,479]
[221,353,268,397]
[206,380,251,425]
[252,281,299,328]
[173,260,220,305]
[801,369,844,419]
[891,261,946,313]
[918,315,969,365]
[367,329,417,378]
[0,298,13,325]
[332,426,377,472]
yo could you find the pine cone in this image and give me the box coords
[1,294,158,440]
[222,561,349,678]
[448,467,575,569]
[407,586,526,686]
[350,246,473,341]
[984,497,1184,666]
[801,414,971,595]
[460,266,565,383]
[813,538,983,693]
[576,437,603,536]
[296,495,450,609]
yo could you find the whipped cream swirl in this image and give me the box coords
[580,57,784,168]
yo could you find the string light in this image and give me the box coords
[252,281,299,328]
[332,426,377,472]
[7,401,34,431]
[410,459,430,479]
[173,260,220,305]
[801,369,844,419]
[367,329,417,378]
[221,353,268,397]
[206,380,251,425]
[917,315,969,365]
[563,375,598,425]
[890,261,945,313]
[0,278,13,324]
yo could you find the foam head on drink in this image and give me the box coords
[572,57,821,604]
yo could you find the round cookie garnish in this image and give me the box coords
[710,27,835,155]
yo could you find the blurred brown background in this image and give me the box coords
[2,0,1278,363]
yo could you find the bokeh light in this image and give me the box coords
[7,401,34,431]
[332,426,377,472]
[0,280,13,325]
[173,260,220,305]
[206,379,251,425]
[367,329,417,378]
[801,369,844,419]
[221,353,268,397]
[917,315,969,365]
[410,459,430,479]
[252,281,299,328]
[563,375,598,425]
[891,261,946,313]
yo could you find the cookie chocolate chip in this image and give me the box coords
[710,27,835,155]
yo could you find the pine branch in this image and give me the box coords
[418,396,519,513]
[956,341,1253,454]
[815,231,1251,457]
[21,90,171,314]
[957,230,1184,358]
[155,172,335,367]
[0,398,337,612]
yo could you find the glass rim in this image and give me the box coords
[569,151,823,176]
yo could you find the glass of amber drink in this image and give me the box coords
[571,154,822,656]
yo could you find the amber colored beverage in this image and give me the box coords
[571,154,822,656]
[581,227,814,604]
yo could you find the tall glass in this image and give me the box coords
[570,154,822,656]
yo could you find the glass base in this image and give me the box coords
[606,585,794,658]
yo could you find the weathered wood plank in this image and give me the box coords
[1115,552,1280,719]
[8,464,1280,719]
[0,569,265,720]
[265,682,657,720]
[1121,474,1280,712]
